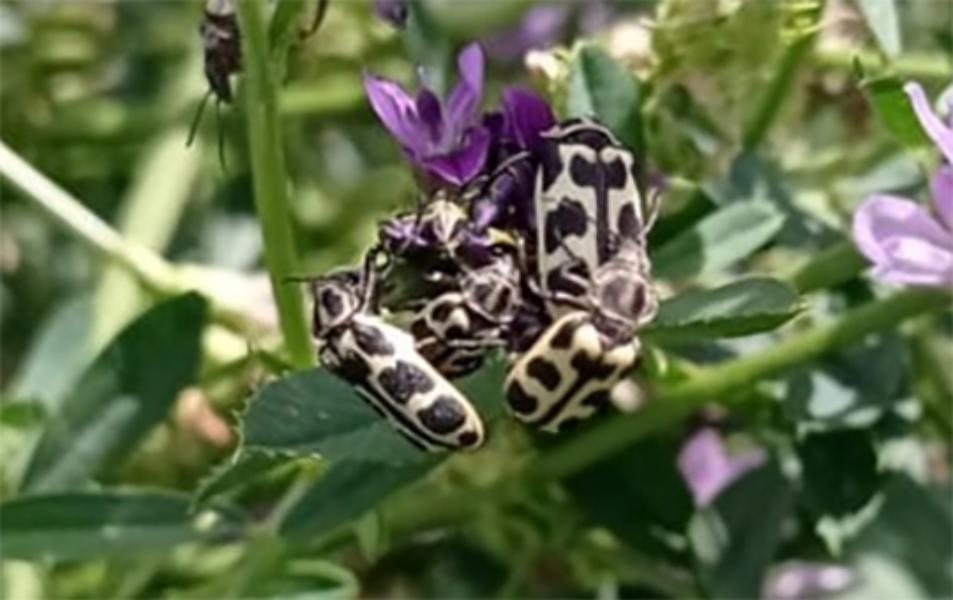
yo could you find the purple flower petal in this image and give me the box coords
[853,194,953,256]
[853,194,953,288]
[415,88,444,144]
[422,126,490,186]
[931,165,953,232]
[872,236,953,287]
[502,86,556,150]
[484,5,569,61]
[905,81,953,165]
[677,428,765,507]
[446,43,484,134]
[762,561,853,600]
[363,73,426,155]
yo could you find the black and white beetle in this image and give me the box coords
[533,118,650,318]
[377,172,530,379]
[504,117,660,433]
[309,248,485,451]
[504,235,658,433]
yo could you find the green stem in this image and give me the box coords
[813,47,953,82]
[532,288,951,480]
[237,0,313,370]
[0,142,261,336]
[743,25,817,149]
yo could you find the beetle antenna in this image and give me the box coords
[214,99,227,170]
[187,89,213,148]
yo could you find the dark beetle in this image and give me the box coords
[200,0,241,105]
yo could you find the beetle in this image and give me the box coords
[309,248,485,451]
[533,118,652,318]
[504,235,658,433]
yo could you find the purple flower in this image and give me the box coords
[852,166,953,288]
[677,428,766,507]
[501,86,556,152]
[905,82,953,165]
[762,561,853,600]
[364,43,489,186]
[483,5,569,62]
[373,0,407,28]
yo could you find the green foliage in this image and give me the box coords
[1,0,951,598]
[0,491,241,562]
[644,277,801,342]
[567,45,643,150]
[20,293,207,493]
[651,201,786,279]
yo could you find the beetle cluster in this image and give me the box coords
[307,118,659,451]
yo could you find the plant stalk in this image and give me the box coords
[236,0,313,370]
[532,287,951,480]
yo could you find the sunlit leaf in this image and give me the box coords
[0,491,241,562]
[862,76,930,149]
[20,294,207,493]
[853,0,902,57]
[567,45,643,150]
[651,202,785,279]
[643,277,801,342]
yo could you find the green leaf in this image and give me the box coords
[567,434,694,558]
[862,76,930,149]
[848,476,952,598]
[194,449,300,506]
[241,369,427,465]
[268,0,307,57]
[798,429,883,519]
[853,0,901,57]
[690,463,793,598]
[0,491,240,562]
[651,202,785,279]
[11,295,95,411]
[20,293,207,493]
[279,458,440,539]
[241,360,506,465]
[567,45,643,150]
[643,277,801,342]
[785,333,908,428]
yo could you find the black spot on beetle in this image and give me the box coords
[351,322,394,356]
[551,316,584,349]
[544,199,588,253]
[570,351,615,380]
[418,396,466,434]
[333,350,372,384]
[320,288,344,318]
[580,389,610,408]
[431,299,455,323]
[527,357,561,391]
[378,360,435,404]
[457,429,480,448]
[604,156,628,189]
[538,139,565,190]
[617,203,638,240]
[569,155,599,188]
[506,380,538,415]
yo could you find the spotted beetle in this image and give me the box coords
[376,169,531,379]
[504,116,661,433]
[309,248,485,451]
[504,235,658,433]
[533,118,651,318]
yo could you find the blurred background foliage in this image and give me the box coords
[0,0,951,598]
